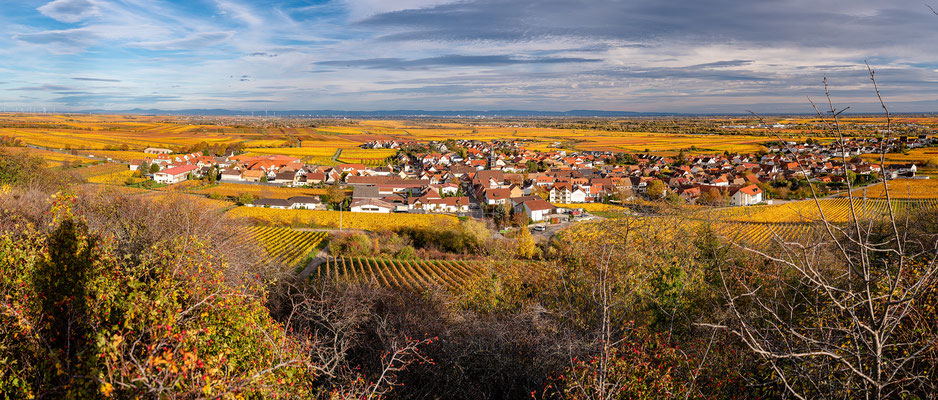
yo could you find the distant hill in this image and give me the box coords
[77,108,684,117]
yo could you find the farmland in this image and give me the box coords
[0,113,852,167]
[315,257,546,290]
[850,179,938,199]
[700,198,938,224]
[227,207,459,230]
[189,183,340,199]
[249,226,326,268]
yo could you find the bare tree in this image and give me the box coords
[704,69,938,399]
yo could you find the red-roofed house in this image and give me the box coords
[730,184,763,206]
[522,199,556,222]
[153,164,198,184]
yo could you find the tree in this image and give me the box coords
[149,163,161,174]
[325,184,345,208]
[514,228,536,259]
[645,180,666,199]
[0,149,44,186]
[708,77,938,399]
[237,192,255,205]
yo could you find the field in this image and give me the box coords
[227,207,459,230]
[0,114,838,166]
[562,196,938,248]
[78,150,152,161]
[701,198,938,224]
[86,168,139,184]
[860,148,938,177]
[249,226,326,268]
[189,183,339,199]
[75,162,127,178]
[850,179,938,199]
[315,257,546,290]
[1,146,94,168]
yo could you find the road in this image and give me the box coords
[25,144,129,165]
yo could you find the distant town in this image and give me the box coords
[130,134,933,225]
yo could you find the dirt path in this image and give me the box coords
[297,248,329,280]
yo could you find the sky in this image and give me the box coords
[2,0,938,113]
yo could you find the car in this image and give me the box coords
[531,225,547,231]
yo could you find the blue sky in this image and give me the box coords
[2,0,938,113]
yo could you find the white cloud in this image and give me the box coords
[341,0,461,20]
[37,0,101,23]
[215,0,264,27]
[128,31,235,50]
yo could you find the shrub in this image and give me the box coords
[395,245,417,259]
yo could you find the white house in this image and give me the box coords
[483,188,511,205]
[153,164,197,184]
[570,188,588,203]
[288,196,322,210]
[549,185,588,203]
[522,199,556,222]
[730,185,763,206]
[425,197,470,213]
[251,198,291,209]
[220,169,243,181]
[144,147,173,155]
[350,198,394,213]
[549,185,571,203]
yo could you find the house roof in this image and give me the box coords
[351,198,394,209]
[353,185,381,199]
[523,199,555,212]
[254,198,291,207]
[288,196,321,204]
[739,185,761,196]
[157,164,197,176]
[485,188,511,200]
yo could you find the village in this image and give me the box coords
[129,134,934,227]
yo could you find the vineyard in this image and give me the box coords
[562,198,938,249]
[228,207,459,230]
[76,162,127,178]
[701,198,938,224]
[1,146,93,167]
[850,179,938,199]
[249,226,327,267]
[86,169,140,184]
[315,257,547,290]
[190,183,337,199]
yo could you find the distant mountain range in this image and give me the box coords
[77,108,684,117]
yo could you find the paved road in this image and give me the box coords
[26,144,129,165]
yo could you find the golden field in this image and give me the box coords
[1,113,909,168]
[699,198,938,224]
[249,226,326,267]
[317,257,546,290]
[0,146,94,167]
[190,183,338,199]
[850,179,938,199]
[227,207,459,231]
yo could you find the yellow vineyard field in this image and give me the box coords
[701,198,938,224]
[227,207,459,231]
[79,150,152,161]
[0,146,93,167]
[851,179,938,199]
[190,183,335,199]
[317,257,546,291]
[76,162,127,178]
[250,226,326,267]
[86,169,138,184]
[552,203,630,213]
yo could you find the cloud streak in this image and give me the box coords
[316,54,603,70]
[1,0,936,112]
